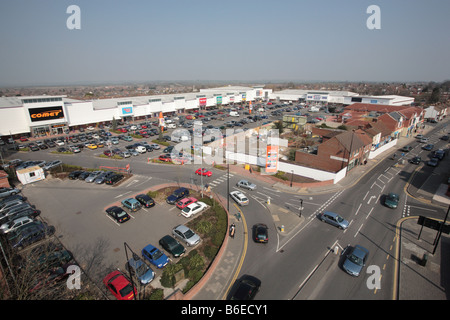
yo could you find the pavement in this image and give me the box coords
[187,119,450,301]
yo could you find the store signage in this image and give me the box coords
[199,97,207,106]
[265,145,279,173]
[122,107,133,115]
[29,106,65,122]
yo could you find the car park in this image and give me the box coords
[159,235,186,258]
[121,198,142,212]
[342,245,369,277]
[252,223,269,243]
[166,187,189,204]
[103,270,136,300]
[236,179,257,190]
[228,275,261,300]
[126,257,155,285]
[180,201,207,218]
[176,197,198,209]
[318,211,349,229]
[229,190,249,206]
[105,206,130,223]
[172,224,200,246]
[142,244,170,268]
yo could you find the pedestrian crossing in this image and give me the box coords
[207,172,235,187]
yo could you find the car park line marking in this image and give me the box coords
[367,196,376,205]
[355,223,364,237]
[363,191,369,201]
[355,203,362,216]
[114,191,132,199]
[366,207,374,219]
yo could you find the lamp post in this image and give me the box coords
[123,242,138,300]
[290,170,294,187]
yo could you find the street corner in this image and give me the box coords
[266,202,304,235]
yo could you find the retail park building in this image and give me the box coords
[0,85,415,138]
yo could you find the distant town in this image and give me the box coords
[1,80,449,107]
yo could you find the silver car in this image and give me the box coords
[0,216,34,234]
[229,191,249,206]
[172,224,200,246]
[236,180,257,190]
[85,171,103,183]
[318,211,349,230]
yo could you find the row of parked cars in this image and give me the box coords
[0,189,57,252]
[68,170,124,185]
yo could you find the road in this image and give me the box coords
[2,117,448,299]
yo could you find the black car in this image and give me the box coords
[135,194,155,208]
[105,206,130,223]
[410,156,421,164]
[159,235,186,258]
[228,275,261,300]
[105,174,124,185]
[166,187,189,204]
[77,171,90,180]
[68,170,85,180]
[252,223,269,243]
[8,222,55,251]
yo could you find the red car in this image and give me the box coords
[117,128,127,133]
[195,168,212,177]
[158,154,172,162]
[103,270,136,300]
[186,115,194,120]
[176,197,198,209]
[19,136,28,142]
[103,150,113,157]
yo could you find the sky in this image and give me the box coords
[0,0,449,86]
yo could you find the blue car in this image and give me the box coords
[126,257,155,285]
[342,245,369,277]
[166,187,189,204]
[142,244,169,269]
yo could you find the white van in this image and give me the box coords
[230,111,239,117]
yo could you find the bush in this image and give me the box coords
[148,288,164,300]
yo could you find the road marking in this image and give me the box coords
[355,223,364,237]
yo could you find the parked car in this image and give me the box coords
[0,194,27,206]
[0,215,34,234]
[158,154,172,162]
[166,187,189,204]
[176,197,198,209]
[342,245,369,277]
[159,235,186,258]
[85,171,103,183]
[236,179,257,190]
[409,156,421,165]
[172,224,200,246]
[8,222,55,251]
[142,244,170,268]
[427,158,439,167]
[103,270,136,300]
[180,201,207,218]
[121,198,142,212]
[94,171,115,184]
[126,257,154,285]
[252,223,269,243]
[229,190,249,206]
[433,149,445,160]
[42,160,62,171]
[0,187,21,199]
[195,168,212,177]
[422,144,434,151]
[135,194,155,208]
[318,211,349,230]
[105,206,130,223]
[228,275,261,300]
[105,173,124,185]
[384,193,399,209]
[77,171,91,180]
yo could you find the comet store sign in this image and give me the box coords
[29,106,65,122]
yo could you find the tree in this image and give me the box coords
[272,120,284,134]
[428,87,440,104]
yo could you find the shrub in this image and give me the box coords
[148,288,164,300]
